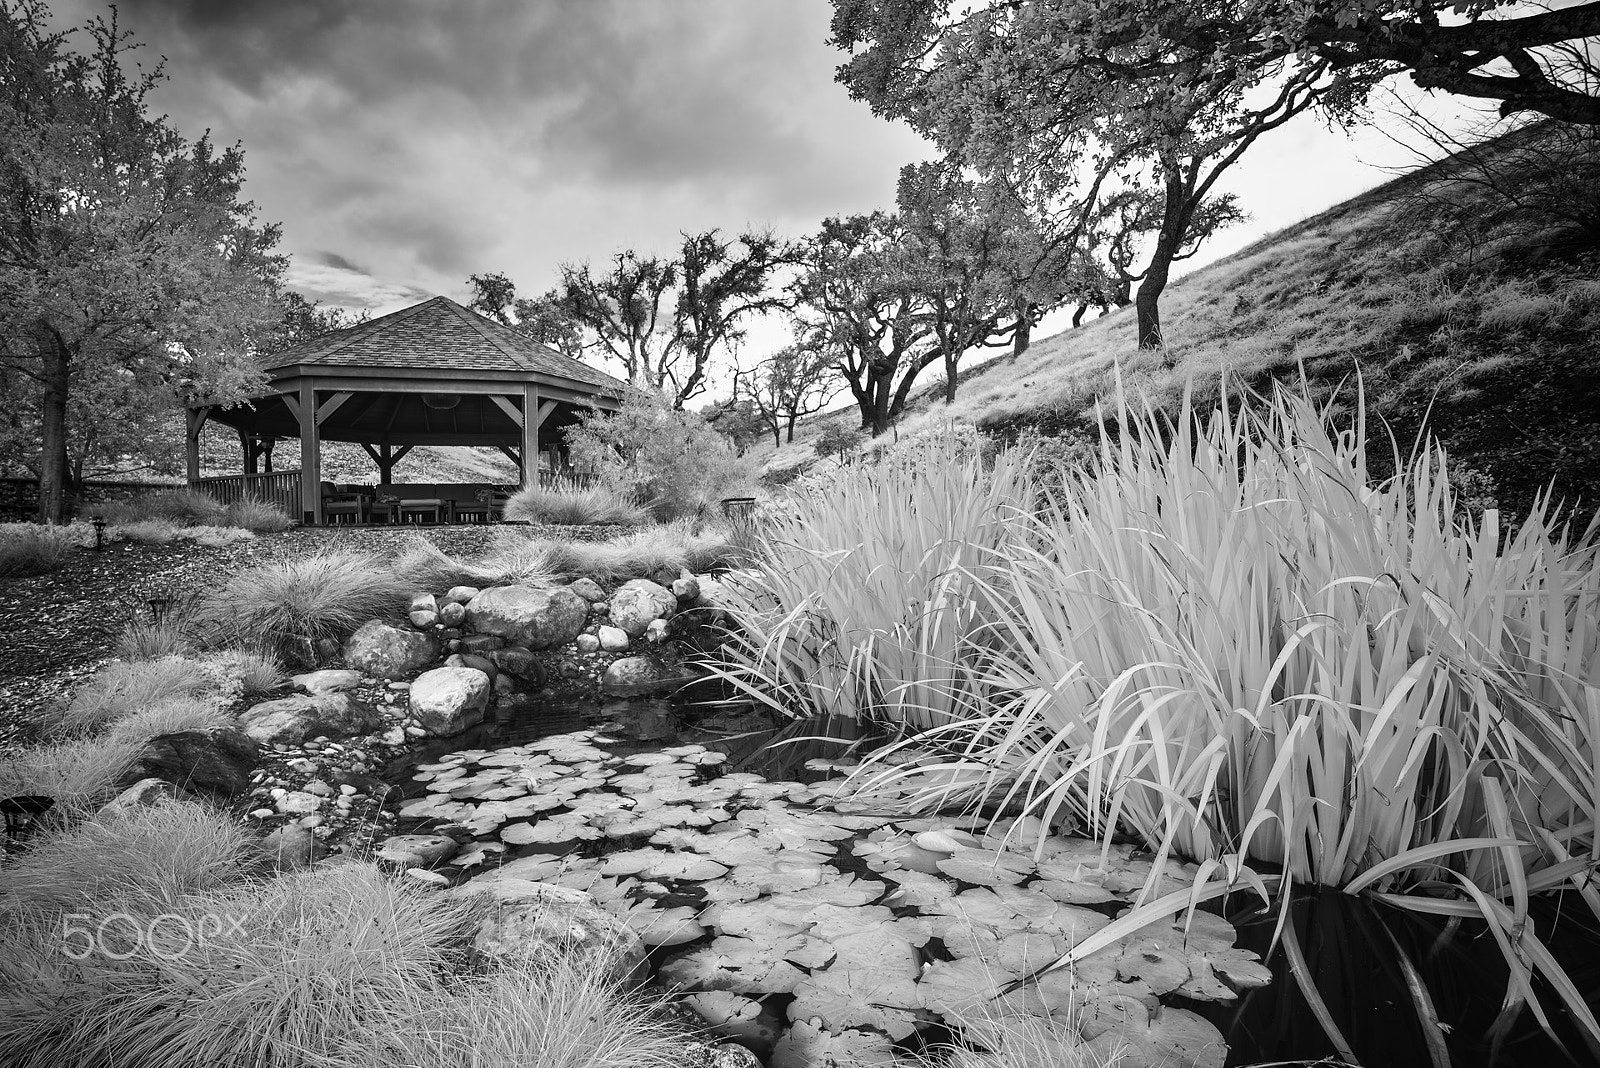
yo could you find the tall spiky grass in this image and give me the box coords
[224,495,294,533]
[56,658,219,737]
[836,382,1600,1052]
[0,737,145,826]
[705,433,1038,731]
[0,524,76,577]
[196,551,410,660]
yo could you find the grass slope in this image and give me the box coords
[766,121,1600,521]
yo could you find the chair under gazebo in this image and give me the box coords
[183,295,625,524]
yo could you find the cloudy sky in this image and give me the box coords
[52,0,1471,369]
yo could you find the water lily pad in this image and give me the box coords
[913,828,984,854]
[599,848,729,881]
[771,1019,895,1068]
[660,935,807,994]
[788,953,923,1039]
[1083,1005,1226,1068]
[623,752,679,767]
[935,847,1035,886]
[684,990,774,1045]
[500,815,602,845]
[685,750,726,766]
[880,870,957,908]
[397,796,474,821]
[450,841,506,868]
[852,835,947,875]
[1032,877,1118,905]
[621,902,706,946]
[701,899,815,941]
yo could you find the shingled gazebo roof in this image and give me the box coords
[263,294,621,390]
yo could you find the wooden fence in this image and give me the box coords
[191,470,303,517]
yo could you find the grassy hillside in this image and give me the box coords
[764,120,1600,524]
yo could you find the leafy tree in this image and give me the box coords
[702,393,767,456]
[0,1,284,520]
[813,423,865,463]
[272,291,366,349]
[831,2,1348,349]
[734,343,839,447]
[792,212,935,436]
[465,271,586,361]
[894,159,1082,399]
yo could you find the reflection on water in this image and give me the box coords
[1194,888,1600,1068]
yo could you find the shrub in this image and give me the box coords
[99,487,226,527]
[223,495,294,532]
[58,658,219,737]
[813,424,865,462]
[566,387,755,521]
[112,518,183,545]
[0,737,145,825]
[503,483,648,527]
[204,647,285,698]
[0,525,75,577]
[197,551,410,661]
[115,617,192,661]
[511,521,740,585]
[0,801,254,915]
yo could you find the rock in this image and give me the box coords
[438,601,466,627]
[600,656,691,697]
[121,728,259,800]
[290,669,364,694]
[649,566,680,589]
[277,790,324,814]
[344,621,439,679]
[459,653,497,679]
[607,579,677,637]
[302,779,334,797]
[567,577,606,602]
[455,878,648,986]
[407,868,451,887]
[380,726,406,746]
[493,674,515,694]
[459,633,505,655]
[645,618,670,644]
[671,575,701,602]
[489,646,546,687]
[376,833,459,867]
[411,593,438,614]
[575,633,601,653]
[593,601,609,614]
[465,585,588,649]
[444,585,481,605]
[297,814,324,828]
[99,777,190,816]
[409,609,439,628]
[408,666,491,736]
[239,693,381,746]
[259,824,329,871]
[597,625,630,652]
[673,1041,764,1068]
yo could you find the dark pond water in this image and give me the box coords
[1192,888,1600,1068]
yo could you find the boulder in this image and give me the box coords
[444,585,481,605]
[458,633,504,655]
[567,577,606,602]
[465,585,588,649]
[438,601,466,627]
[600,656,691,697]
[645,618,670,644]
[409,666,491,735]
[239,693,381,746]
[99,777,190,816]
[259,824,329,872]
[489,646,545,687]
[458,652,497,680]
[290,669,364,694]
[121,728,259,800]
[411,593,438,614]
[607,579,677,637]
[376,833,459,868]
[575,633,600,653]
[455,878,648,986]
[671,575,701,602]
[344,621,439,679]
[597,625,630,652]
[673,1041,765,1068]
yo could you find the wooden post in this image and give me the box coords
[298,381,320,524]
[520,384,541,489]
[185,406,210,484]
[240,430,259,476]
[263,439,275,473]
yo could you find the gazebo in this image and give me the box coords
[185,295,625,524]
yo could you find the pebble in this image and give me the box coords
[298,814,325,828]
[249,808,274,819]
[406,868,450,887]
[339,783,358,796]
[405,725,426,738]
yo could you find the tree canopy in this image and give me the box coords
[0,0,283,518]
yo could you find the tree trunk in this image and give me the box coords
[1013,300,1033,356]
[870,375,892,436]
[1072,303,1089,328]
[784,414,798,443]
[943,349,958,404]
[1135,171,1188,350]
[34,321,71,524]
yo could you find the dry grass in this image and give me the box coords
[104,697,233,748]
[98,488,227,527]
[0,737,145,825]
[223,495,294,533]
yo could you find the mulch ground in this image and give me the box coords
[0,523,588,756]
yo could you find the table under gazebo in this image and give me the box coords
[182,295,625,524]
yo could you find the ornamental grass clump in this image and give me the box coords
[503,483,648,527]
[0,524,75,576]
[706,431,1037,731]
[58,657,219,737]
[840,381,1600,1054]
[223,495,294,532]
[198,550,410,660]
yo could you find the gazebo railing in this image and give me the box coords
[192,470,302,517]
